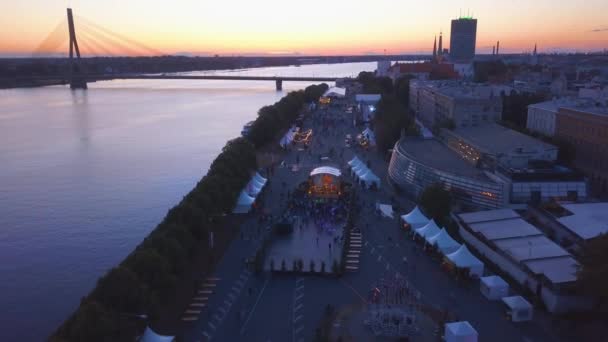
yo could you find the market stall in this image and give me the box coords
[141,326,174,342]
[427,228,460,254]
[444,245,484,278]
[480,275,509,300]
[415,219,441,240]
[502,296,533,322]
[444,321,478,342]
[400,206,430,230]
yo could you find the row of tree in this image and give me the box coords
[51,139,257,341]
[356,72,417,153]
[51,83,329,341]
[247,83,328,148]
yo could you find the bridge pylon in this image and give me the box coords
[67,8,87,89]
[275,79,283,91]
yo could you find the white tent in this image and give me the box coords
[444,321,478,342]
[250,177,265,190]
[416,219,442,240]
[347,156,362,167]
[445,245,484,277]
[310,166,342,177]
[351,163,367,176]
[358,170,380,188]
[502,296,533,322]
[253,172,267,185]
[246,181,263,196]
[480,276,509,300]
[323,87,346,98]
[427,228,461,254]
[376,203,394,219]
[141,326,174,342]
[279,127,297,148]
[361,128,376,146]
[401,206,430,229]
[233,190,255,214]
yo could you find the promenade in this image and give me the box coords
[179,85,563,342]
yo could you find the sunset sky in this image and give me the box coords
[1,0,607,57]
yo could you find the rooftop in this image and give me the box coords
[396,138,495,182]
[459,208,520,224]
[528,98,581,113]
[556,202,608,240]
[458,209,579,284]
[469,218,542,240]
[560,103,608,117]
[450,123,557,156]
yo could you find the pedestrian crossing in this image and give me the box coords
[346,231,363,272]
[182,277,221,322]
[199,268,252,341]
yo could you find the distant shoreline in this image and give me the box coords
[0,55,422,89]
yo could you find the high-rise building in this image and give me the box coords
[449,17,477,62]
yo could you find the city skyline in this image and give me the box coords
[0,0,607,57]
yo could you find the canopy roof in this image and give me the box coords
[362,128,375,139]
[401,206,430,226]
[323,87,346,98]
[141,327,174,342]
[481,275,508,289]
[376,203,394,219]
[428,228,460,253]
[502,295,532,311]
[280,127,298,147]
[310,166,342,177]
[416,219,441,239]
[348,156,362,167]
[446,245,484,268]
[253,172,267,184]
[236,191,255,206]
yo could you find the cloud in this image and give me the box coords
[591,27,608,32]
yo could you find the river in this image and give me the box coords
[0,62,379,340]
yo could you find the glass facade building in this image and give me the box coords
[388,138,507,209]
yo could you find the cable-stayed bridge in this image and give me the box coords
[16,8,341,90]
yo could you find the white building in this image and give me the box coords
[456,209,594,313]
[409,80,504,129]
[442,123,558,169]
[527,100,562,137]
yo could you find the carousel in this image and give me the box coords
[308,166,343,198]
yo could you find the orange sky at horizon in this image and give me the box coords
[0,0,606,56]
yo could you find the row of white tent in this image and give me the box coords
[279,126,298,148]
[233,172,267,214]
[347,156,381,188]
[401,206,484,277]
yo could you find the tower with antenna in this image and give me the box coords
[449,14,477,62]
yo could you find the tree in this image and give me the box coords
[501,90,546,128]
[394,75,413,106]
[373,94,415,153]
[92,267,149,313]
[576,234,608,308]
[418,183,452,226]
